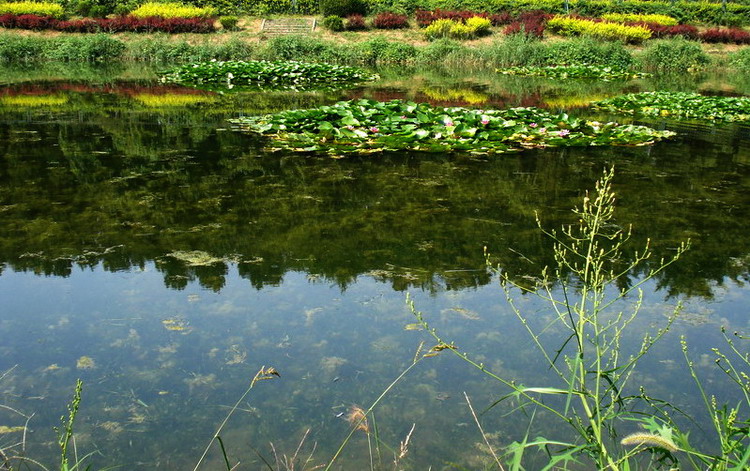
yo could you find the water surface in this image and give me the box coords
[1,65,749,469]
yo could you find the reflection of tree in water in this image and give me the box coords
[1,91,750,297]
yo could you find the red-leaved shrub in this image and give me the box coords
[373,12,408,29]
[504,20,545,38]
[635,22,699,40]
[345,13,367,30]
[415,9,488,27]
[700,27,750,44]
[489,12,513,26]
[14,14,56,29]
[56,18,101,32]
[503,11,548,38]
[0,13,216,33]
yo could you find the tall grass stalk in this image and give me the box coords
[193,366,280,471]
[411,167,689,469]
[323,350,424,471]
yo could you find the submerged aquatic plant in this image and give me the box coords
[593,91,750,122]
[160,60,378,89]
[230,99,674,156]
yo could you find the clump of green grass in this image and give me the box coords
[639,38,711,73]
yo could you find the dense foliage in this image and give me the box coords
[638,39,710,73]
[0,1,63,17]
[230,98,674,155]
[600,12,677,25]
[160,60,379,88]
[129,2,216,18]
[593,91,750,121]
[0,13,216,32]
[498,64,649,80]
[373,11,410,28]
[547,15,652,43]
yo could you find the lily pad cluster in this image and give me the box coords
[592,91,750,121]
[497,65,650,81]
[229,99,675,156]
[160,60,378,89]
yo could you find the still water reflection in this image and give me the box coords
[0,65,749,469]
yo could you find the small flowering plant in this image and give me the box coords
[230,99,675,156]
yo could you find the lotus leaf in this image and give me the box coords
[592,91,750,122]
[229,99,675,156]
[160,60,378,90]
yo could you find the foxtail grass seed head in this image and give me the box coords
[621,433,678,452]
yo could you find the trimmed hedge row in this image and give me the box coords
[0,14,216,32]
[0,1,64,17]
[10,0,749,25]
[129,2,216,18]
[548,15,652,43]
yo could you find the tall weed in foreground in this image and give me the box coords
[410,167,690,469]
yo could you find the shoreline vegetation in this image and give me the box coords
[0,30,747,74]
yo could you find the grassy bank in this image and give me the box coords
[0,27,748,73]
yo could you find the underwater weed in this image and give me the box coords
[193,366,280,471]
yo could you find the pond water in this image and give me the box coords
[1,63,750,470]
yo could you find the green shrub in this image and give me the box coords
[639,38,710,73]
[0,1,64,18]
[129,2,216,18]
[354,36,416,64]
[547,15,652,43]
[367,0,432,14]
[258,34,333,61]
[544,37,633,68]
[601,13,678,26]
[478,34,547,67]
[415,38,467,64]
[322,15,345,31]
[219,15,239,30]
[0,34,44,62]
[45,34,126,62]
[730,46,750,71]
[319,0,367,17]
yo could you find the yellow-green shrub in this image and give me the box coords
[449,21,476,39]
[466,16,491,35]
[547,16,652,43]
[423,16,491,40]
[0,1,64,18]
[0,95,68,107]
[601,13,678,26]
[424,18,455,40]
[129,2,216,18]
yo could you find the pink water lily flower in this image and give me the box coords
[444,119,454,127]
[481,118,490,125]
[370,126,379,133]
[529,122,538,128]
[558,129,570,137]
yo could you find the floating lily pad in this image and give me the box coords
[160,60,378,90]
[498,65,650,81]
[230,99,675,156]
[592,91,750,122]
